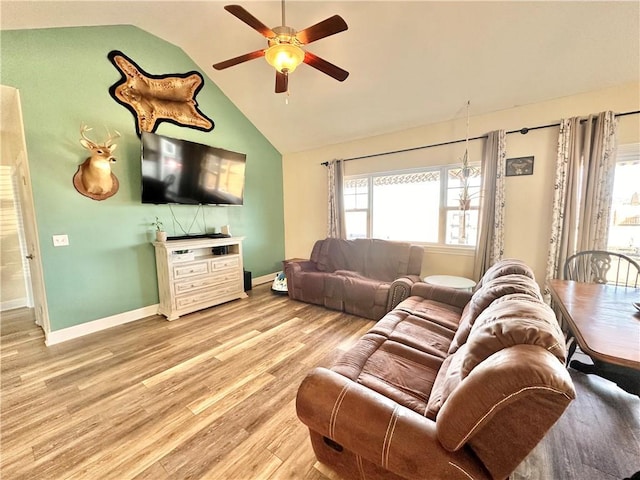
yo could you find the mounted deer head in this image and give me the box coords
[73,124,121,201]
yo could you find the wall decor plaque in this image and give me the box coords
[506,156,534,176]
[108,50,214,136]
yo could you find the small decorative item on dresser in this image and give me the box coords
[152,216,167,242]
[172,250,195,262]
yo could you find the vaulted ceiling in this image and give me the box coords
[2,1,638,154]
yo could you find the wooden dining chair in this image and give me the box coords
[564,250,640,288]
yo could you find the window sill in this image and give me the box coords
[419,244,476,257]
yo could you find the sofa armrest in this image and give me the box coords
[387,275,422,311]
[284,260,318,283]
[296,367,491,480]
[284,259,316,273]
[436,345,575,480]
[284,260,322,301]
[410,282,472,309]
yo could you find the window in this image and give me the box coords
[607,143,640,262]
[445,166,481,246]
[344,165,481,246]
[343,178,369,239]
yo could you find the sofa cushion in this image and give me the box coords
[396,296,462,332]
[369,309,455,359]
[425,344,467,420]
[332,332,445,417]
[363,239,412,281]
[473,258,535,292]
[338,272,389,314]
[448,274,542,354]
[290,270,327,305]
[460,294,566,376]
[427,294,564,420]
[316,238,366,273]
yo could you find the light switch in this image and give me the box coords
[52,234,69,247]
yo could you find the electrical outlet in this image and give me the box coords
[52,234,69,247]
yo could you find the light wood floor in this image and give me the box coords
[1,284,639,480]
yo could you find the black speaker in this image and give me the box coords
[212,246,228,255]
[244,270,252,291]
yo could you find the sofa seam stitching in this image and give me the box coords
[451,385,572,450]
[329,383,350,439]
[448,461,475,480]
[381,405,399,469]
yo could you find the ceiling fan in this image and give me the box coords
[212,2,349,94]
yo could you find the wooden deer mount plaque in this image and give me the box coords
[73,124,120,201]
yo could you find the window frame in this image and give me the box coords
[343,163,481,249]
[606,142,640,262]
[343,176,371,241]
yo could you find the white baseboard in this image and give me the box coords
[1,298,28,312]
[45,304,159,346]
[45,273,282,346]
[252,272,279,286]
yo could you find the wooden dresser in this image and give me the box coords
[153,236,247,320]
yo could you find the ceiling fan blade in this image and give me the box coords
[303,51,349,82]
[224,5,276,38]
[296,15,348,45]
[213,49,265,70]
[275,71,288,93]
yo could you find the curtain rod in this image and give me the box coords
[321,110,640,165]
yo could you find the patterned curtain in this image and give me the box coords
[327,159,346,238]
[473,130,506,281]
[544,111,617,302]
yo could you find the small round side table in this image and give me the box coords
[424,275,477,292]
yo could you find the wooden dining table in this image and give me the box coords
[548,279,640,370]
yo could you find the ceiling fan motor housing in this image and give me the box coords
[269,26,299,46]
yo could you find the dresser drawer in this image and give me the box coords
[174,276,218,295]
[174,271,240,295]
[175,282,241,309]
[211,256,240,271]
[173,261,209,279]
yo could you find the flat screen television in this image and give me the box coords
[141,131,246,205]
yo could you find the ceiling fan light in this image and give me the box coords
[265,43,305,73]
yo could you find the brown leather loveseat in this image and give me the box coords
[296,259,575,480]
[285,238,424,320]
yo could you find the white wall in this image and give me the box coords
[282,82,640,283]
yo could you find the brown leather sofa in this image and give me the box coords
[296,259,575,480]
[284,238,424,320]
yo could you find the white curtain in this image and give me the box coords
[473,130,506,280]
[327,159,346,238]
[544,111,617,301]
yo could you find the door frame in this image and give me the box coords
[1,85,51,340]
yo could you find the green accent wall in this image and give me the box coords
[1,25,285,331]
